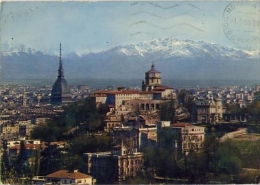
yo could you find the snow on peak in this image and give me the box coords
[1,42,37,56]
[109,38,260,59]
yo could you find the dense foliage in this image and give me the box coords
[31,98,109,142]
[0,98,111,183]
[139,131,260,184]
[160,99,175,123]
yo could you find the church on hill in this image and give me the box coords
[142,63,162,91]
[50,44,72,105]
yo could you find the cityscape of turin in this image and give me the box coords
[1,1,260,184]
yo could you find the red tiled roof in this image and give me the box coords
[46,170,92,180]
[171,123,193,127]
[94,90,163,95]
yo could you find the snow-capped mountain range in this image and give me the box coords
[99,38,260,59]
[2,42,38,56]
[1,38,260,82]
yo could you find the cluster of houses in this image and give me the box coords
[83,121,205,183]
[1,63,259,184]
[2,118,204,184]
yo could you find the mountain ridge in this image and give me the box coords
[1,38,260,82]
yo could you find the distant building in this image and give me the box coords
[93,64,176,111]
[142,64,162,91]
[191,97,225,124]
[104,115,123,132]
[50,44,72,105]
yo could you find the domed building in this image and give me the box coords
[142,64,162,91]
[50,44,72,105]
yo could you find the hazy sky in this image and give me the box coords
[1,1,259,55]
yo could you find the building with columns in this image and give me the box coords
[93,65,176,111]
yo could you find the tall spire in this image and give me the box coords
[58,43,64,78]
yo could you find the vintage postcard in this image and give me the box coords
[0,1,260,184]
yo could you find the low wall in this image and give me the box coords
[219,128,247,143]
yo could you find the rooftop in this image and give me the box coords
[46,170,92,180]
[171,123,193,127]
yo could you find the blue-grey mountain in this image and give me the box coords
[1,38,259,82]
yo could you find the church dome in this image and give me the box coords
[51,77,70,95]
[146,64,160,74]
[145,64,161,78]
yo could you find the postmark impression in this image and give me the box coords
[222,2,260,46]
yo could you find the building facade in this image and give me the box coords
[171,123,205,154]
[157,122,205,155]
[93,64,176,111]
[191,97,225,124]
[84,143,144,183]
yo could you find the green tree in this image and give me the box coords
[178,89,193,113]
[31,98,109,142]
[14,141,31,178]
[69,134,112,154]
[216,141,242,175]
[250,143,260,170]
[160,100,175,123]
[143,128,183,180]
[1,141,11,182]
[39,145,64,176]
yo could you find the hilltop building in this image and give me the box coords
[93,64,176,112]
[142,64,162,91]
[50,43,72,105]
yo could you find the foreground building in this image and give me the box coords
[45,170,94,185]
[84,142,144,184]
[157,122,205,155]
[171,123,205,154]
